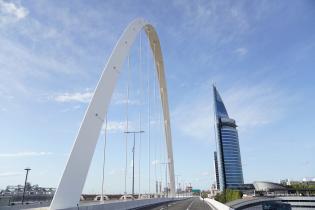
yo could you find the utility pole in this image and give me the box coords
[124,130,144,197]
[22,168,31,205]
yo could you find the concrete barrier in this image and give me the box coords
[203,198,234,210]
[4,198,182,210]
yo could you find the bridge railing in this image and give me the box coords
[56,198,179,210]
[202,197,234,210]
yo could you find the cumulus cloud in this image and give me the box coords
[53,91,141,105]
[53,91,93,103]
[0,151,53,158]
[0,0,28,23]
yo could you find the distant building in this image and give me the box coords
[253,181,287,192]
[303,177,315,182]
[213,85,244,191]
[280,179,290,186]
[280,178,315,186]
[185,183,193,192]
[0,183,55,196]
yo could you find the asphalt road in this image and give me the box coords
[136,197,214,210]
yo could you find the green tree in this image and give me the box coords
[214,189,243,203]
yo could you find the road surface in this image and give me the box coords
[137,197,214,210]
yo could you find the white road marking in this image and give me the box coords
[186,198,196,210]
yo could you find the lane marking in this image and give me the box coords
[186,198,196,210]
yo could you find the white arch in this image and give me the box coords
[50,18,175,210]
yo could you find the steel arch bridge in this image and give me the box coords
[50,18,176,210]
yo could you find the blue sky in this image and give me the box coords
[0,0,315,194]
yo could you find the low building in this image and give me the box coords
[0,183,55,196]
[253,181,287,192]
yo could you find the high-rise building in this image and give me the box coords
[214,151,220,189]
[213,85,244,191]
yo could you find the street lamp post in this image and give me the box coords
[124,130,144,197]
[175,174,181,197]
[160,162,169,197]
[22,168,31,205]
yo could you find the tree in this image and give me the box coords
[214,189,243,203]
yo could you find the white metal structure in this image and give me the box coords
[49,18,175,210]
[94,195,109,201]
[119,194,135,200]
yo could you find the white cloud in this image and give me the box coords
[53,91,93,103]
[223,84,288,129]
[53,91,141,105]
[171,0,251,44]
[0,172,24,177]
[234,47,248,56]
[0,151,53,158]
[114,99,140,105]
[102,120,136,134]
[107,121,127,133]
[173,82,291,142]
[60,105,82,113]
[112,92,141,106]
[173,98,212,141]
[0,0,28,23]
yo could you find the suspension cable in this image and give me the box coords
[147,37,153,194]
[153,64,158,195]
[101,114,107,202]
[138,31,142,198]
[159,93,164,195]
[124,55,130,195]
[153,41,164,195]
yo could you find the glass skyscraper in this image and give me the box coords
[213,85,244,191]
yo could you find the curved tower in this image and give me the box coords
[213,85,244,191]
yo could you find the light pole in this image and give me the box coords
[101,115,108,202]
[160,162,169,197]
[175,174,181,197]
[124,130,144,196]
[22,168,31,205]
